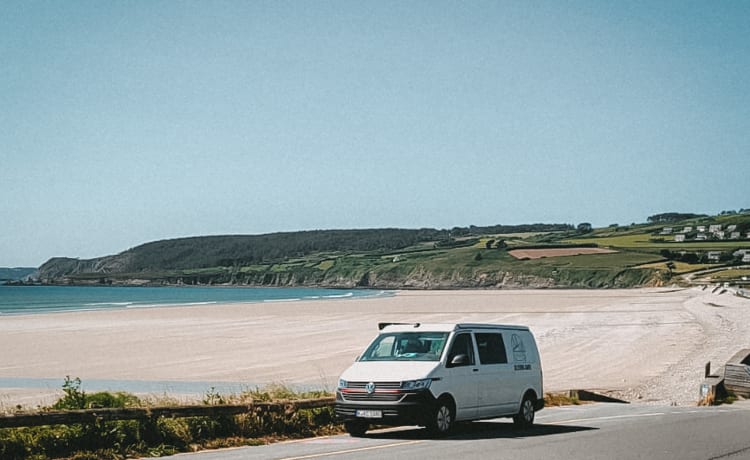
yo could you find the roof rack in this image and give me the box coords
[456,323,529,331]
[378,322,420,330]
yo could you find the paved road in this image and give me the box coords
[160,402,750,460]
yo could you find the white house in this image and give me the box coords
[715,231,725,240]
[661,227,673,235]
[707,251,722,262]
[674,234,686,242]
[731,232,741,239]
[697,226,706,232]
[745,254,750,263]
[682,226,693,233]
[696,233,707,240]
[727,224,737,232]
[709,224,722,233]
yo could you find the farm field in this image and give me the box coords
[509,247,618,259]
[568,233,750,251]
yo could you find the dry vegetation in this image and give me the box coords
[509,247,618,259]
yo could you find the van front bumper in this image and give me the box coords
[334,390,436,426]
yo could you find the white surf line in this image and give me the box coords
[279,440,424,460]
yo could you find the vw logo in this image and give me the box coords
[365,382,376,394]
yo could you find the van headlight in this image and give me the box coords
[338,379,348,389]
[401,379,432,390]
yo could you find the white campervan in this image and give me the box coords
[335,322,543,436]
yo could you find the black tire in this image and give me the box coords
[344,420,368,437]
[513,393,536,429]
[427,398,455,436]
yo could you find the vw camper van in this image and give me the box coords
[335,322,543,436]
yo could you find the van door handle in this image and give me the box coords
[472,368,479,372]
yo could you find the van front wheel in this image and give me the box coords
[513,394,535,429]
[427,398,454,436]
[344,420,368,437]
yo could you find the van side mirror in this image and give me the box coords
[448,354,469,367]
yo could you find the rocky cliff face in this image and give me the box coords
[37,245,658,289]
[38,253,135,283]
[352,269,556,289]
[37,259,562,289]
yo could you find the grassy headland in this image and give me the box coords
[34,212,750,289]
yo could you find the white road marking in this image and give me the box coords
[279,440,424,460]
[547,412,666,425]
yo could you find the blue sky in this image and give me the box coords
[2,1,749,267]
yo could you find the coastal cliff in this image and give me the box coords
[36,213,750,290]
[37,232,659,290]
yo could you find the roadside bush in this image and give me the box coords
[51,376,140,411]
[0,379,339,459]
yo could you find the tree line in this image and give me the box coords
[647,212,707,223]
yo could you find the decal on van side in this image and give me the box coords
[511,334,527,362]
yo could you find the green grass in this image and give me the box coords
[515,252,660,268]
[316,260,335,270]
[0,380,340,460]
[707,268,750,282]
[565,233,659,248]
[637,261,717,274]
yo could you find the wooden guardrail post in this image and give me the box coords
[0,397,336,429]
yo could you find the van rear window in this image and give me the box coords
[359,332,449,361]
[475,333,508,364]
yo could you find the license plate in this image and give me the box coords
[356,409,382,419]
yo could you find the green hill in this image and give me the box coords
[36,213,750,289]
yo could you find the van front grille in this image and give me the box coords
[341,392,405,402]
[339,381,406,402]
[347,381,402,389]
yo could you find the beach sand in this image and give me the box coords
[1,287,748,409]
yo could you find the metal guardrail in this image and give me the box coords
[0,397,336,429]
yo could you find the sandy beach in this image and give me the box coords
[1,287,748,410]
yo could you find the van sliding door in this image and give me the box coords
[475,332,516,416]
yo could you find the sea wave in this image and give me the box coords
[85,302,134,307]
[0,286,394,316]
[323,292,354,299]
[126,301,219,309]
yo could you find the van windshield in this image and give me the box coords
[359,332,449,361]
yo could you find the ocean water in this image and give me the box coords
[0,285,392,315]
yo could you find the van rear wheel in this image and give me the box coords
[513,394,535,429]
[344,420,368,437]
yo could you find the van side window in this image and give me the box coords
[447,333,475,366]
[511,334,527,362]
[475,333,508,364]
